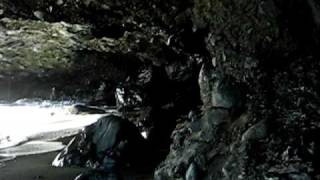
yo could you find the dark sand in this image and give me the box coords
[0,151,86,180]
[0,151,154,180]
[0,136,86,180]
[0,136,153,180]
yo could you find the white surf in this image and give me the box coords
[0,99,110,161]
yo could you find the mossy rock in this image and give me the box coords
[0,18,92,74]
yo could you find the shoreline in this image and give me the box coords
[0,150,87,180]
[0,135,86,180]
[0,128,81,159]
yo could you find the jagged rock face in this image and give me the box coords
[0,18,90,99]
[198,64,246,110]
[0,18,88,72]
[0,18,141,101]
[155,0,320,179]
[155,64,249,179]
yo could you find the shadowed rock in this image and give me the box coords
[52,115,148,175]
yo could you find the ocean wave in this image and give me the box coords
[0,154,16,163]
[0,141,65,157]
[0,99,109,157]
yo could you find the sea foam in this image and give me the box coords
[0,100,107,158]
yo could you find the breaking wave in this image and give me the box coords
[0,99,110,162]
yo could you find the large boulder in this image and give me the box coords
[52,115,148,174]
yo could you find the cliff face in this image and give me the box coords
[156,0,320,179]
[1,0,320,179]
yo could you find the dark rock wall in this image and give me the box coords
[155,0,320,179]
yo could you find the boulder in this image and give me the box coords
[52,115,148,172]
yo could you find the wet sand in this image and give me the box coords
[0,135,86,180]
[0,151,86,180]
[0,133,154,180]
[0,151,154,180]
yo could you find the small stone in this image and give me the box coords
[33,11,44,20]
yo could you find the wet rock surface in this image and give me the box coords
[155,0,320,179]
[0,18,90,100]
[1,0,320,179]
[52,115,149,178]
[52,115,146,166]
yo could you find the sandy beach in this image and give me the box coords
[0,135,153,180]
[0,135,87,180]
[0,102,153,180]
[0,151,154,180]
[0,102,106,180]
